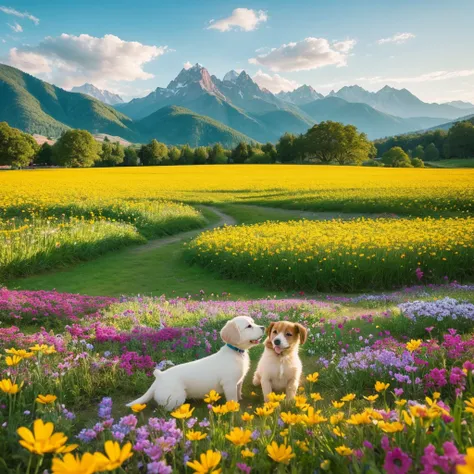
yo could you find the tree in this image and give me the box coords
[382,147,413,167]
[35,142,54,166]
[98,141,124,167]
[180,144,195,164]
[52,129,101,168]
[261,142,277,163]
[424,143,440,162]
[412,145,425,161]
[168,146,181,164]
[411,157,424,168]
[231,142,249,164]
[140,139,168,165]
[208,143,227,164]
[446,121,474,158]
[276,133,297,163]
[0,122,38,168]
[194,147,209,165]
[123,146,139,166]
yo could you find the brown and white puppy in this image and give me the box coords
[253,321,307,401]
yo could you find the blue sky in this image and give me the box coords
[1,0,473,103]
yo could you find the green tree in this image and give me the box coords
[0,122,38,168]
[180,144,195,165]
[231,142,249,164]
[123,147,139,166]
[52,129,101,168]
[446,121,474,158]
[276,133,297,163]
[411,157,425,168]
[412,145,425,161]
[208,143,227,164]
[382,146,413,167]
[140,139,168,165]
[424,143,440,161]
[98,141,124,167]
[262,142,277,163]
[194,147,209,165]
[35,142,54,166]
[168,146,181,164]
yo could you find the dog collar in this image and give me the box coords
[226,343,245,354]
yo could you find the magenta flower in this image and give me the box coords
[383,448,412,474]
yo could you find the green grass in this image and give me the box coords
[425,158,474,168]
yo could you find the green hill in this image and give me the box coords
[136,105,255,147]
[0,64,138,140]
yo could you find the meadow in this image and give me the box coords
[1,284,474,473]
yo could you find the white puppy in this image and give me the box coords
[126,316,265,410]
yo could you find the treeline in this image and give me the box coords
[2,119,474,169]
[375,120,474,161]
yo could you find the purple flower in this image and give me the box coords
[383,448,412,474]
[363,440,374,450]
[237,463,252,474]
[394,388,404,397]
[147,461,172,474]
[77,429,97,442]
[98,397,113,419]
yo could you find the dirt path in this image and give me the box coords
[130,205,237,253]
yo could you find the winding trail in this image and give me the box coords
[130,205,237,253]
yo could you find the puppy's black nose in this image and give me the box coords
[274,339,281,346]
[259,325,265,330]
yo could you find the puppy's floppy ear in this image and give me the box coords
[266,322,276,337]
[295,323,308,345]
[220,320,241,345]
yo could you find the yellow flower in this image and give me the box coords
[335,445,353,456]
[296,440,309,452]
[225,400,240,412]
[280,412,303,425]
[0,378,22,394]
[225,427,252,446]
[330,412,344,425]
[320,460,331,471]
[52,452,96,474]
[332,401,345,409]
[212,405,229,415]
[29,344,56,354]
[364,408,383,421]
[457,447,474,474]
[310,392,323,402]
[204,390,221,404]
[186,430,208,441]
[395,399,407,407]
[255,406,274,417]
[241,412,254,422]
[6,355,23,366]
[363,395,379,403]
[433,392,441,400]
[17,419,75,455]
[5,348,34,358]
[375,381,390,392]
[187,450,222,474]
[332,427,345,437]
[280,429,289,437]
[306,372,319,383]
[341,393,356,402]
[241,449,255,458]
[36,394,57,405]
[402,410,413,426]
[131,403,146,413]
[264,401,280,410]
[171,403,195,419]
[294,395,308,408]
[378,421,404,433]
[347,412,372,425]
[267,441,295,464]
[93,441,133,471]
[464,398,474,415]
[406,339,422,352]
[303,407,328,425]
[268,392,286,402]
[250,391,257,396]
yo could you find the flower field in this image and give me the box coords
[186,217,474,291]
[1,284,474,473]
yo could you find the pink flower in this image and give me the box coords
[383,448,412,474]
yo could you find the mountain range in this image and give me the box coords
[1,62,473,146]
[71,83,124,105]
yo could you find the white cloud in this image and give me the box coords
[0,6,39,25]
[377,32,415,45]
[7,21,22,32]
[183,61,193,70]
[8,33,168,89]
[358,69,474,85]
[249,37,356,72]
[208,8,267,32]
[252,70,300,93]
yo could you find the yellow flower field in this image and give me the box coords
[186,217,474,291]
